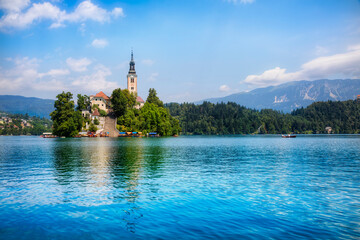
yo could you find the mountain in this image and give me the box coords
[0,95,55,118]
[198,79,360,112]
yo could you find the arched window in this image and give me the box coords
[131,77,134,83]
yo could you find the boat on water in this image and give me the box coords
[41,132,57,138]
[282,134,296,138]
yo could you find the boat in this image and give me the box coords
[87,132,97,137]
[41,132,57,138]
[282,134,296,138]
[148,132,160,137]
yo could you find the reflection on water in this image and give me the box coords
[0,135,360,239]
[52,138,169,234]
[53,138,153,233]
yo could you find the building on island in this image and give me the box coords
[81,50,145,132]
[136,96,145,109]
[357,95,360,102]
[91,108,100,120]
[90,91,111,112]
[325,126,332,134]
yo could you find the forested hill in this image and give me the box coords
[0,95,54,118]
[166,100,360,135]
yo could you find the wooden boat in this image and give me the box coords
[148,132,160,137]
[87,132,97,137]
[282,134,296,138]
[41,132,57,138]
[99,132,109,137]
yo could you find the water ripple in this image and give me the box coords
[0,135,359,239]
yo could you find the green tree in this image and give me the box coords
[139,102,180,136]
[50,92,82,137]
[99,109,107,117]
[76,94,90,111]
[122,89,137,108]
[111,88,128,117]
[146,88,164,107]
[93,118,100,125]
[89,123,97,132]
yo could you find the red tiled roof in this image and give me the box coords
[94,91,109,100]
[92,108,100,116]
[136,96,145,103]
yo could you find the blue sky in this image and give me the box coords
[0,0,359,102]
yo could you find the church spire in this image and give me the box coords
[129,50,135,73]
[127,49,138,94]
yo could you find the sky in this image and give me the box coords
[0,0,359,102]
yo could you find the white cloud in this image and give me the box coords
[0,2,63,30]
[111,7,124,18]
[226,0,255,4]
[147,72,159,82]
[38,68,70,78]
[59,1,108,23]
[219,85,231,92]
[244,67,301,87]
[0,57,67,94]
[0,0,124,31]
[71,64,118,92]
[244,45,360,87]
[141,59,154,66]
[91,38,108,48]
[0,56,118,97]
[0,0,30,12]
[66,57,92,72]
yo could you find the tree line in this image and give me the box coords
[165,100,360,135]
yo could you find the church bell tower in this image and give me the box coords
[127,50,137,94]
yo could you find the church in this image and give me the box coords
[89,51,145,111]
[127,51,145,109]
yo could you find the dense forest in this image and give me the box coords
[2,98,358,136]
[166,100,360,134]
[0,112,53,135]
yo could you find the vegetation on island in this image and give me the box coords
[111,88,181,136]
[166,100,360,135]
[49,88,180,137]
[50,92,83,137]
[0,112,52,136]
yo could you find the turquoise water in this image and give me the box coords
[0,135,359,239]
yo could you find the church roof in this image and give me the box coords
[94,91,109,100]
[136,96,145,103]
[92,108,100,116]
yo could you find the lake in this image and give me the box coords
[0,135,359,239]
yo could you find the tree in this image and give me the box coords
[76,94,90,111]
[50,92,82,137]
[99,109,107,117]
[139,102,180,136]
[122,89,137,108]
[93,118,100,125]
[146,88,164,107]
[111,88,128,117]
[89,123,97,132]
